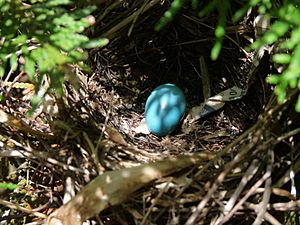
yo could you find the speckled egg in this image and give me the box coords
[145,83,186,136]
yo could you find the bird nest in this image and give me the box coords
[1,1,299,225]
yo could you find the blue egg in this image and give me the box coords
[145,83,186,136]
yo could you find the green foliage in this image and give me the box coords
[155,0,184,31]
[249,2,300,111]
[233,0,272,22]
[212,0,230,60]
[191,0,198,9]
[195,0,230,60]
[0,0,108,113]
[0,182,18,190]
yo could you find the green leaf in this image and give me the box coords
[69,50,86,61]
[215,25,225,38]
[50,32,88,51]
[199,1,216,17]
[263,32,279,44]
[0,182,18,190]
[9,53,18,71]
[0,2,10,12]
[272,53,291,64]
[288,44,300,76]
[155,0,184,31]
[44,44,68,65]
[25,56,36,80]
[253,19,291,50]
[53,13,74,26]
[4,18,13,26]
[267,74,280,84]
[36,13,47,21]
[191,0,198,9]
[11,35,27,46]
[279,4,300,25]
[211,41,222,60]
[32,48,47,72]
[233,0,262,22]
[296,95,300,112]
[271,20,290,37]
[82,38,109,49]
[283,70,298,84]
[30,94,43,109]
[0,67,4,77]
[275,84,287,103]
[289,77,297,88]
[280,27,300,49]
[261,0,272,9]
[47,0,71,6]
[262,20,290,45]
[233,6,249,22]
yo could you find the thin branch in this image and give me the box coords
[253,148,274,225]
[214,159,260,225]
[220,171,271,224]
[184,136,258,225]
[246,203,282,225]
[0,199,47,219]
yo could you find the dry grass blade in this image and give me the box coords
[45,153,214,225]
[102,0,160,38]
[199,56,211,100]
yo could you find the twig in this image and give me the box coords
[4,70,26,97]
[182,14,246,55]
[270,199,300,211]
[246,203,282,225]
[63,176,75,204]
[178,119,260,198]
[1,143,95,175]
[273,154,300,188]
[184,133,259,225]
[83,131,105,174]
[220,170,271,224]
[276,127,300,142]
[95,0,122,24]
[214,159,260,225]
[254,187,296,200]
[96,90,114,173]
[0,199,47,219]
[102,0,160,38]
[128,0,150,37]
[253,148,274,225]
[140,179,171,225]
[3,67,14,83]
